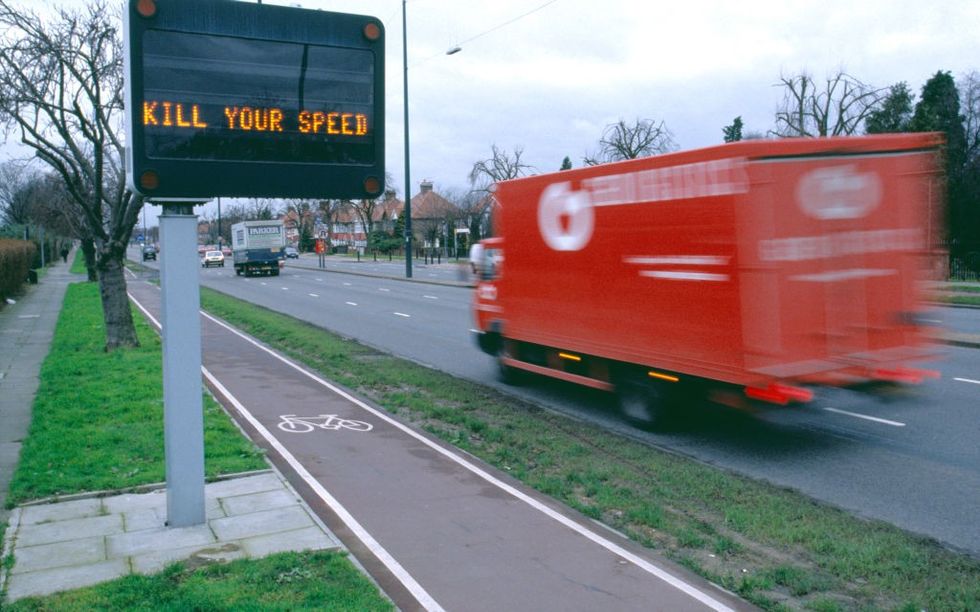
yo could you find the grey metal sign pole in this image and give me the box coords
[158,202,206,527]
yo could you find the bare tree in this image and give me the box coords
[584,118,677,166]
[468,144,533,193]
[283,199,317,251]
[773,70,886,137]
[961,71,980,164]
[0,1,142,348]
[317,199,345,249]
[0,161,40,226]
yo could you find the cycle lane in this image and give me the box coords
[127,281,749,612]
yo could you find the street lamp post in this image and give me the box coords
[402,0,413,278]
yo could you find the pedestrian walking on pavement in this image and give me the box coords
[60,246,69,263]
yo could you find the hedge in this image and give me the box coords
[0,238,36,303]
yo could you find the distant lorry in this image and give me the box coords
[231,220,285,277]
[471,134,943,427]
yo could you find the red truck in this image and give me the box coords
[471,134,943,427]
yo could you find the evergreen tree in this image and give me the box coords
[865,82,915,134]
[560,156,573,170]
[911,71,972,261]
[722,116,743,143]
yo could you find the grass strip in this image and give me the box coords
[3,282,390,610]
[4,550,391,611]
[947,284,980,294]
[936,293,980,306]
[68,250,86,275]
[199,286,980,611]
[6,282,266,505]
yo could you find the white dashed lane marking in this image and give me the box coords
[309,293,319,298]
[423,295,438,300]
[346,301,358,306]
[394,312,410,318]
[954,377,980,385]
[823,407,905,427]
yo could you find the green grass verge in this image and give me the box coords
[936,294,980,306]
[4,550,392,611]
[948,284,980,294]
[199,286,980,611]
[6,282,266,505]
[68,249,86,275]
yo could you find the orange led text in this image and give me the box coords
[224,106,284,132]
[298,111,368,136]
[142,101,207,128]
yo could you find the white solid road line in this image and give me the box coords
[194,308,735,612]
[954,377,980,386]
[126,292,446,612]
[823,407,906,427]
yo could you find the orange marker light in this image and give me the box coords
[139,170,159,191]
[363,176,381,195]
[363,22,381,41]
[136,0,156,18]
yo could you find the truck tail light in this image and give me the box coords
[744,383,813,405]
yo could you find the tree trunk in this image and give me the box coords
[80,238,98,281]
[97,255,139,350]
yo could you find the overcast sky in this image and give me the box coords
[321,0,980,197]
[5,0,980,227]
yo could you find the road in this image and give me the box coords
[133,250,980,558]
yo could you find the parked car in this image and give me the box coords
[142,246,157,261]
[221,245,232,257]
[284,246,299,259]
[201,250,225,268]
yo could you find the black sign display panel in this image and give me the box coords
[125,0,384,199]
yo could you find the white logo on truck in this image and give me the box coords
[538,182,594,251]
[797,165,881,220]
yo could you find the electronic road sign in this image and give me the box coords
[125,0,385,199]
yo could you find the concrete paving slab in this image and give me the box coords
[106,522,216,558]
[5,559,131,602]
[2,472,344,604]
[220,488,299,516]
[130,541,246,575]
[202,471,283,498]
[16,514,122,548]
[19,497,103,525]
[209,505,314,541]
[239,526,339,558]
[10,536,107,575]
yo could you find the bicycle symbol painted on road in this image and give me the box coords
[277,414,373,433]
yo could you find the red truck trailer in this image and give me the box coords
[471,134,943,427]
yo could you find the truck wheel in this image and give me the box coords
[497,347,524,385]
[617,376,672,430]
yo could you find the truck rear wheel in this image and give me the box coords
[617,375,673,430]
[497,344,524,385]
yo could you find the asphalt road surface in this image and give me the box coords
[132,250,980,558]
